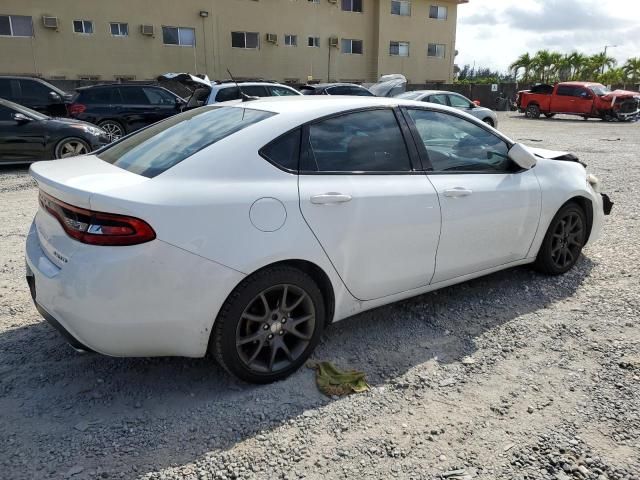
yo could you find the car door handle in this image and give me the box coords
[443,187,473,198]
[310,193,353,205]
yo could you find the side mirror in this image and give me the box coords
[12,113,31,123]
[49,91,62,102]
[508,143,537,169]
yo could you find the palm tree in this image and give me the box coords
[622,57,640,87]
[531,50,555,83]
[566,52,588,80]
[509,53,534,85]
[590,52,617,76]
[598,67,626,87]
[548,52,564,82]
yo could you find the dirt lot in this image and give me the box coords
[0,113,638,480]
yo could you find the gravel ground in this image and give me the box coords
[0,113,638,480]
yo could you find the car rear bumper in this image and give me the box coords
[25,221,244,358]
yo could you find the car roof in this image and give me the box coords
[403,90,459,96]
[213,82,294,88]
[560,82,602,87]
[302,83,367,89]
[76,83,158,90]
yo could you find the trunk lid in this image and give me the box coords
[30,156,148,267]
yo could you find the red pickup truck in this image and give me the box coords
[517,82,640,121]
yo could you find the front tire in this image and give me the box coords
[97,120,125,142]
[534,203,587,275]
[525,104,541,119]
[54,137,90,159]
[211,266,326,384]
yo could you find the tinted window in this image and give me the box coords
[556,85,575,96]
[215,87,240,102]
[0,79,13,98]
[242,86,269,97]
[447,94,471,108]
[260,129,301,171]
[306,109,411,172]
[97,107,275,178]
[269,86,298,96]
[0,105,15,121]
[406,109,513,173]
[79,88,117,104]
[119,87,149,105]
[20,80,50,102]
[143,87,176,105]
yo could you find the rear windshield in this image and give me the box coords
[97,106,275,177]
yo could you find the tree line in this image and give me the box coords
[510,50,640,87]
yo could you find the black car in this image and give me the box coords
[0,98,109,164]
[69,84,185,141]
[0,76,72,117]
[299,83,374,96]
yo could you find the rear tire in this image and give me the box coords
[211,266,326,384]
[534,203,587,275]
[525,104,541,119]
[482,118,495,127]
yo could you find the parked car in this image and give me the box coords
[300,83,374,96]
[68,84,186,141]
[517,82,640,121]
[0,76,72,117]
[396,90,499,127]
[157,73,301,109]
[0,98,108,164]
[26,97,611,383]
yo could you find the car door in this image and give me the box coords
[117,86,153,131]
[572,87,594,115]
[298,108,441,301]
[403,108,541,284]
[0,105,46,162]
[142,87,180,122]
[550,85,574,113]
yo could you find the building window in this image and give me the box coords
[391,1,411,16]
[0,15,33,37]
[390,41,409,57]
[429,5,448,20]
[308,0,320,3]
[307,36,320,47]
[341,0,363,13]
[231,31,259,49]
[284,34,297,46]
[427,43,446,58]
[73,20,94,34]
[162,26,195,46]
[341,39,363,55]
[110,22,128,36]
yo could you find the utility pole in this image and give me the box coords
[602,45,618,75]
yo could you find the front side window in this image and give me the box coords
[110,22,128,36]
[162,26,195,46]
[427,43,446,58]
[98,107,275,178]
[425,94,447,105]
[341,0,363,13]
[406,109,512,173]
[73,20,93,34]
[79,88,118,104]
[231,31,259,49]
[20,80,51,101]
[556,85,575,96]
[307,36,320,47]
[284,34,297,46]
[341,39,363,55]
[389,41,409,57]
[448,94,472,108]
[391,1,411,16]
[306,109,411,172]
[429,5,448,19]
[0,15,33,37]
[0,105,15,121]
[143,87,176,105]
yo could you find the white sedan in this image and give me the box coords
[26,97,611,384]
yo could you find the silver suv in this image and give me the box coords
[207,82,301,104]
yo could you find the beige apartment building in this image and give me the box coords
[0,0,467,84]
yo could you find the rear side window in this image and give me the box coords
[242,85,269,97]
[215,87,240,102]
[305,109,411,172]
[259,129,301,172]
[79,88,118,104]
[119,87,149,104]
[97,106,275,178]
[269,86,298,96]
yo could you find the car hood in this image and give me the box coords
[157,72,212,92]
[601,89,640,100]
[527,147,585,166]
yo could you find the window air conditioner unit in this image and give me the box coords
[266,33,278,44]
[328,0,338,4]
[42,16,59,29]
[140,24,154,36]
[329,37,339,47]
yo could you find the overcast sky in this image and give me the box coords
[456,0,640,73]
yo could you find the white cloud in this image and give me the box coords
[456,0,640,72]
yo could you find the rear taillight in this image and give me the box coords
[39,191,155,246]
[68,103,86,116]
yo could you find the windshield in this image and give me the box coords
[97,106,275,178]
[1,99,49,120]
[590,84,612,96]
[395,91,424,100]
